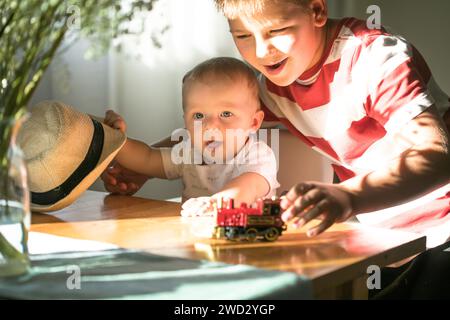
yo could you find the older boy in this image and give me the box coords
[104,57,279,215]
[216,0,450,244]
[213,0,450,299]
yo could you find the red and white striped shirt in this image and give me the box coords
[259,18,450,247]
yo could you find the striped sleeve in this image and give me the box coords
[363,35,435,133]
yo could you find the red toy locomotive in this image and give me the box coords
[213,197,287,241]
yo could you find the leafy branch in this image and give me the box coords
[0,0,162,269]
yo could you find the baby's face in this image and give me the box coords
[183,79,263,163]
[228,1,327,86]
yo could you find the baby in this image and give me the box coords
[104,57,279,216]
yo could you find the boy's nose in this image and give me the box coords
[255,37,275,59]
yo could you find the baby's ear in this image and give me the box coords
[251,110,265,131]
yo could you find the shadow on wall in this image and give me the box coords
[272,130,333,196]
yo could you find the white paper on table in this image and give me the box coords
[28,232,118,255]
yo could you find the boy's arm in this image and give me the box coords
[212,172,271,206]
[340,104,450,213]
[116,138,167,179]
[281,105,450,236]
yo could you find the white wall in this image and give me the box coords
[31,0,450,200]
[31,39,109,116]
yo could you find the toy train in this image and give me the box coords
[213,197,287,242]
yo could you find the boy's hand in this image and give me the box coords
[101,161,149,195]
[104,109,127,133]
[280,182,354,237]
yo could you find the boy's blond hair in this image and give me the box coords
[182,57,260,109]
[214,0,311,19]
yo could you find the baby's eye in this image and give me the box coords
[193,113,204,120]
[220,111,233,118]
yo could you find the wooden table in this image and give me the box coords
[31,191,426,299]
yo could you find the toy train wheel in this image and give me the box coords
[245,228,258,241]
[225,227,238,240]
[264,227,280,241]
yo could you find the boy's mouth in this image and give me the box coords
[264,58,288,76]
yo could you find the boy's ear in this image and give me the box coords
[251,110,265,132]
[309,0,328,27]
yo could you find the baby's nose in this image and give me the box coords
[203,126,222,134]
[203,117,221,130]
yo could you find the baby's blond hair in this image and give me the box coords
[182,57,260,109]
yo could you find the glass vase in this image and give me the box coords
[0,116,30,277]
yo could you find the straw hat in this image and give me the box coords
[17,100,126,212]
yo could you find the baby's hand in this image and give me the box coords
[104,109,127,133]
[181,197,216,217]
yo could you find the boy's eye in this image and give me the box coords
[270,27,288,35]
[236,34,251,40]
[193,113,204,120]
[220,111,233,118]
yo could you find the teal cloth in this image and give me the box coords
[0,249,312,299]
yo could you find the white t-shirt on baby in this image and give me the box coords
[160,139,280,203]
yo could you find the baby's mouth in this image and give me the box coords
[205,140,223,150]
